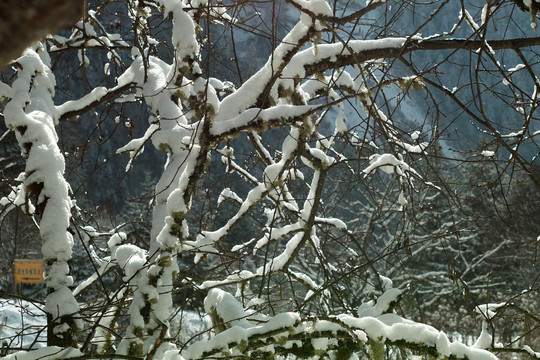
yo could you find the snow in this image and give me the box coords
[473,321,492,349]
[481,150,495,157]
[258,232,305,274]
[366,0,386,5]
[298,38,407,65]
[200,270,256,289]
[314,216,347,230]
[307,147,335,168]
[108,231,127,249]
[178,287,499,360]
[357,288,402,317]
[44,288,79,320]
[0,299,46,350]
[115,244,147,280]
[1,181,33,214]
[436,332,452,356]
[475,303,506,319]
[2,288,500,360]
[217,188,242,206]
[0,80,11,101]
[117,123,160,171]
[295,0,332,17]
[363,153,415,176]
[3,46,80,337]
[524,345,540,358]
[336,314,497,360]
[481,4,493,26]
[392,139,428,154]
[214,28,408,125]
[335,104,347,133]
[3,347,83,360]
[296,0,332,29]
[159,0,199,64]
[56,86,108,118]
[508,64,525,73]
[183,307,302,359]
[43,262,72,290]
[184,182,268,263]
[253,223,302,254]
[211,105,315,136]
[204,289,252,329]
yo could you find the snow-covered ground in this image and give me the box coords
[0,298,47,352]
[0,297,208,355]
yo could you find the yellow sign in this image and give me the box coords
[14,259,44,284]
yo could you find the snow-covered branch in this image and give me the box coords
[3,46,80,346]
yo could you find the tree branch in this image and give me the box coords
[304,36,540,76]
[58,83,134,121]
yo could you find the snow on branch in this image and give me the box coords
[57,83,134,121]
[2,46,80,346]
[174,288,498,360]
[301,36,540,78]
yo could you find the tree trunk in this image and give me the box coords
[0,0,83,68]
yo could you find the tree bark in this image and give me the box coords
[0,0,84,68]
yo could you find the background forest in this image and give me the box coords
[1,0,540,359]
